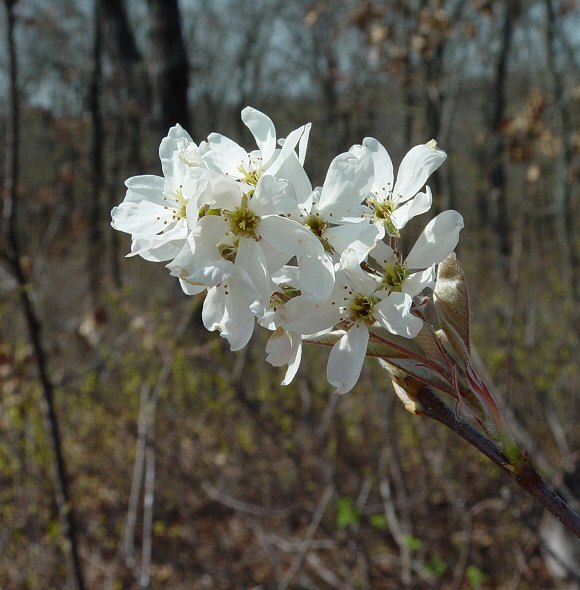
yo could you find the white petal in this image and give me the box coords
[265,329,303,385]
[263,244,294,274]
[203,133,248,177]
[251,176,299,217]
[298,253,335,299]
[130,238,184,262]
[402,266,436,297]
[392,144,447,204]
[272,152,312,208]
[271,265,301,286]
[205,176,243,211]
[369,240,396,267]
[195,212,229,241]
[277,294,340,335]
[111,201,173,236]
[362,137,394,195]
[202,274,257,351]
[168,123,193,141]
[375,292,423,338]
[123,175,166,206]
[178,277,206,296]
[222,286,257,351]
[341,265,380,296]
[327,222,379,264]
[281,340,302,385]
[186,263,233,287]
[202,285,227,332]
[392,186,433,230]
[267,124,308,176]
[128,222,188,261]
[242,106,277,164]
[327,324,369,394]
[405,210,464,270]
[298,122,311,165]
[235,238,270,309]
[266,328,293,367]
[318,151,374,218]
[159,125,194,176]
[259,215,323,257]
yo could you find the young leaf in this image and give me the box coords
[433,254,471,367]
[367,326,427,360]
[413,324,448,364]
[383,358,458,399]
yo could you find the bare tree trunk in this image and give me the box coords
[1,1,86,588]
[486,0,520,263]
[100,0,146,170]
[424,42,445,209]
[146,0,190,137]
[88,0,104,307]
[544,0,579,301]
[309,8,346,153]
[108,119,123,289]
[100,0,141,82]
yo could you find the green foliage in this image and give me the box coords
[466,565,488,589]
[404,534,423,552]
[336,496,361,528]
[369,513,388,530]
[425,553,448,578]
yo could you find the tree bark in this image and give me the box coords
[544,0,579,301]
[100,0,141,79]
[2,1,86,587]
[146,0,190,138]
[99,0,148,291]
[485,0,519,262]
[88,0,104,307]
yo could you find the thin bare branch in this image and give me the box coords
[278,485,335,590]
[2,2,86,588]
[415,386,580,538]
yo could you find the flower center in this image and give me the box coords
[174,186,188,218]
[349,295,379,325]
[238,163,262,187]
[304,213,333,253]
[382,262,409,292]
[227,195,260,239]
[164,186,188,222]
[368,196,399,237]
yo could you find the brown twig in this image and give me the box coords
[119,311,193,587]
[277,485,335,590]
[1,2,86,588]
[414,386,580,538]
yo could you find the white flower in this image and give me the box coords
[294,148,379,299]
[325,267,423,394]
[111,105,468,394]
[265,328,303,386]
[351,138,446,237]
[260,266,339,385]
[111,125,209,262]
[202,266,262,351]
[202,106,310,188]
[370,210,465,297]
[159,123,204,176]
[168,171,323,316]
[111,170,206,262]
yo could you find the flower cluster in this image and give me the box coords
[111,107,463,394]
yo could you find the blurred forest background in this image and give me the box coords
[1,0,580,588]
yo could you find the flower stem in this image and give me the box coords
[414,385,580,538]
